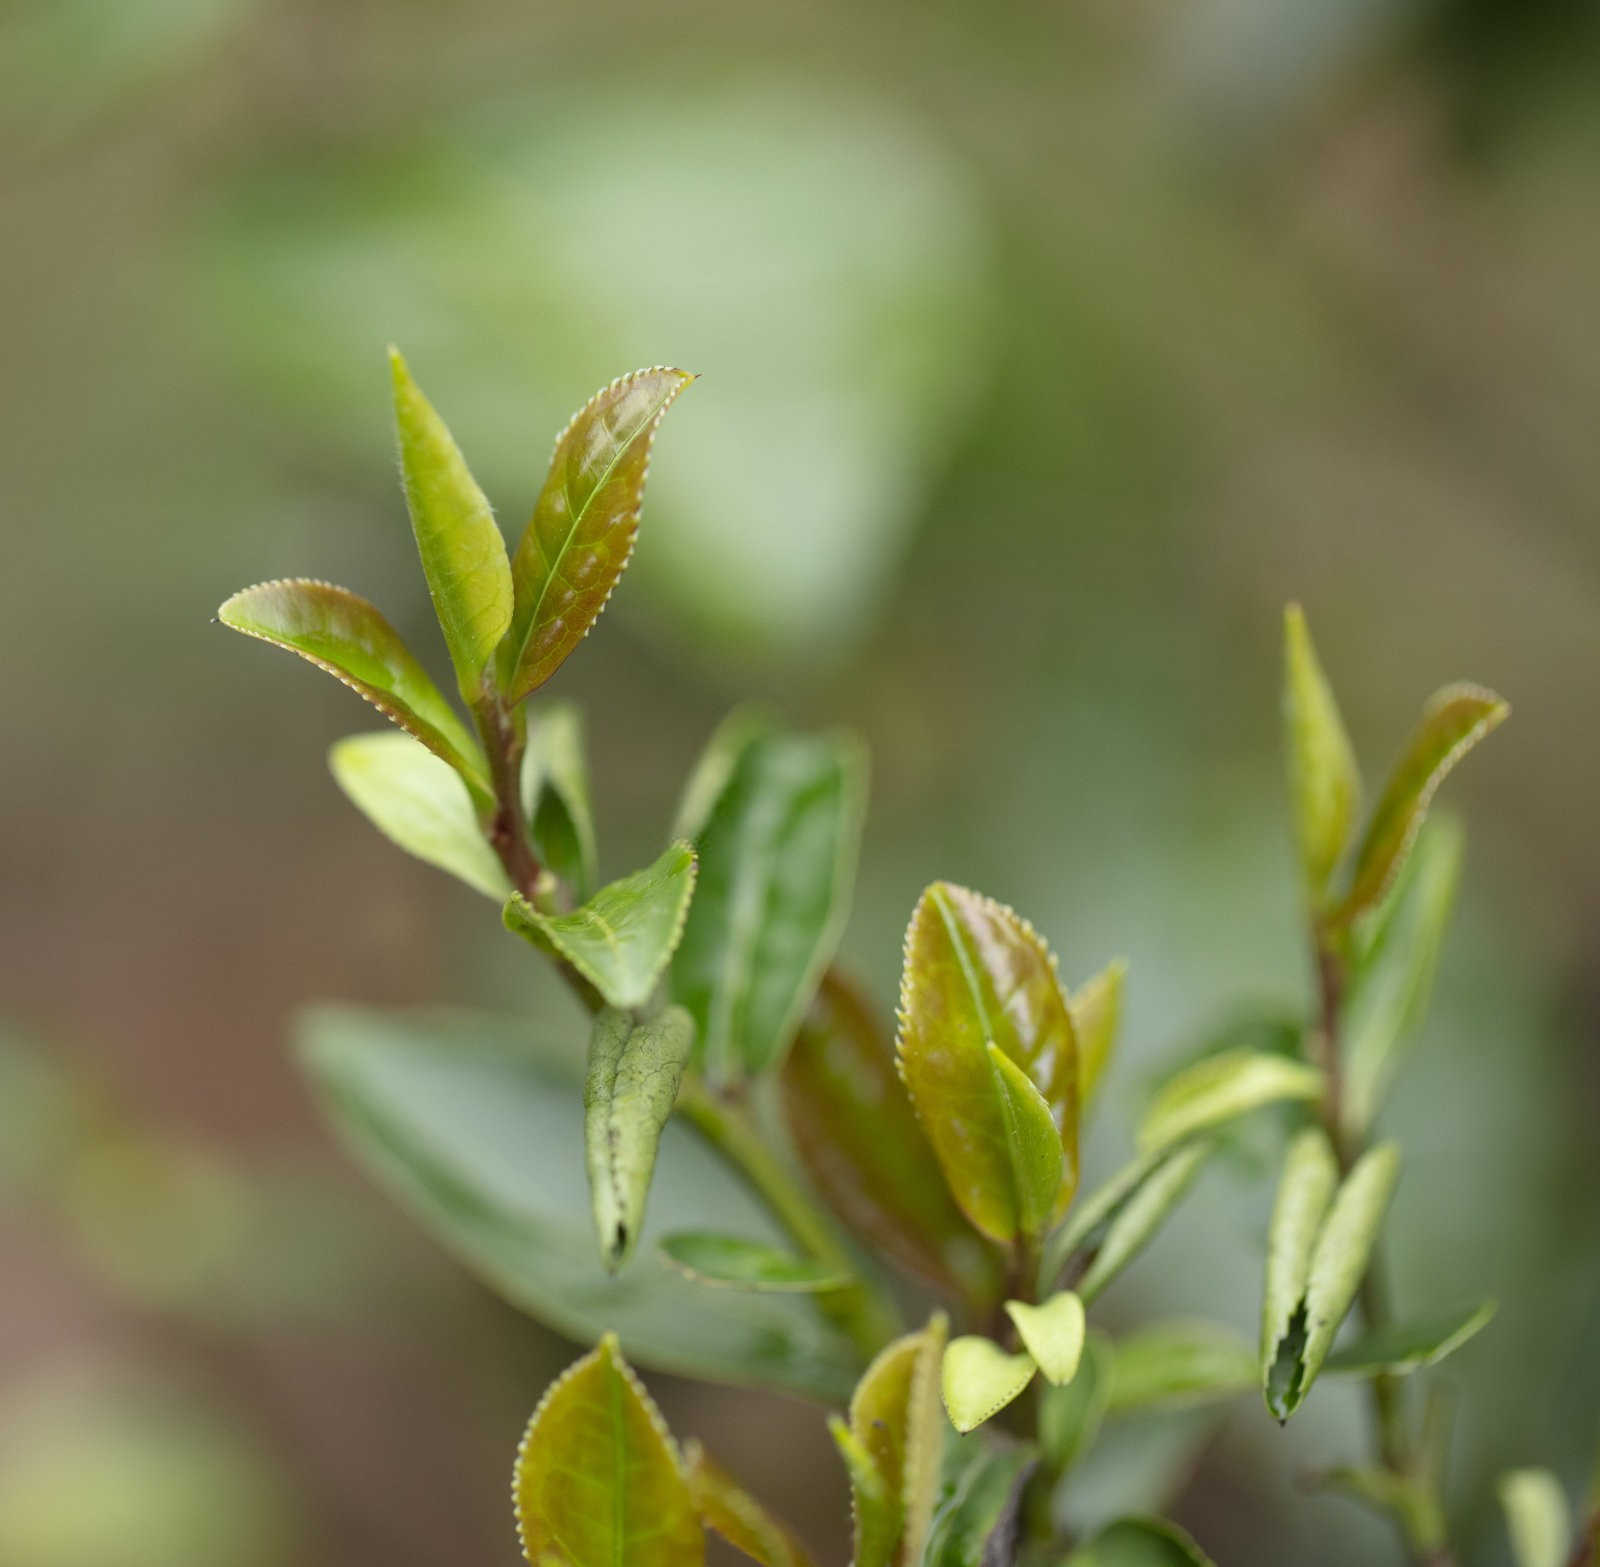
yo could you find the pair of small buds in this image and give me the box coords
[942,1290,1086,1433]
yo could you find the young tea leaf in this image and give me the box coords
[896,882,1080,1244]
[684,1442,818,1567]
[1105,1321,1257,1415]
[217,579,488,795]
[1333,683,1508,925]
[780,971,1002,1307]
[1499,1470,1570,1567]
[1282,603,1361,902]
[1065,1516,1218,1566]
[512,1333,704,1567]
[521,701,600,900]
[502,368,694,703]
[1005,1291,1086,1386]
[1324,1299,1496,1377]
[829,1417,897,1567]
[505,841,697,1010]
[1073,958,1127,1113]
[329,732,509,899]
[986,1042,1066,1242]
[660,1232,850,1293]
[671,729,866,1084]
[584,1006,696,1269]
[389,348,513,704]
[1261,1129,1340,1418]
[1075,1140,1213,1306]
[1138,1049,1322,1154]
[940,1336,1036,1434]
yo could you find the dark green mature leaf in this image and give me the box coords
[684,1443,818,1567]
[388,348,512,704]
[671,729,866,1084]
[1138,1049,1322,1155]
[1006,1292,1085,1386]
[502,368,694,703]
[1261,1129,1339,1417]
[1343,816,1464,1135]
[1064,1516,1217,1566]
[845,1315,948,1567]
[1039,1332,1113,1471]
[297,1007,863,1400]
[1282,603,1361,902]
[582,1006,695,1270]
[329,732,509,899]
[505,842,697,1010]
[670,708,773,841]
[1075,1140,1213,1307]
[1499,1470,1570,1567]
[941,1336,1037,1434]
[660,1232,850,1293]
[921,1441,1036,1567]
[1333,683,1508,924]
[1073,959,1126,1112]
[521,701,599,901]
[513,1334,703,1567]
[1105,1322,1257,1415]
[217,580,488,796]
[897,883,1080,1244]
[1325,1300,1496,1377]
[780,972,1002,1306]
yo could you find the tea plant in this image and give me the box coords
[219,353,1597,1566]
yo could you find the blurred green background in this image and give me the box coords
[2,1,1598,1563]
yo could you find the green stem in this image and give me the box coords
[677,1083,902,1359]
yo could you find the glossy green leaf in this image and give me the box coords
[521,701,599,901]
[513,1333,703,1567]
[297,1006,863,1400]
[1073,959,1127,1111]
[846,1314,948,1567]
[1500,1470,1570,1567]
[921,1442,1035,1567]
[1334,683,1509,924]
[329,732,509,899]
[1076,1140,1213,1307]
[217,579,487,793]
[582,1006,695,1270]
[1137,1049,1322,1155]
[1039,1331,1113,1471]
[987,1043,1067,1242]
[684,1443,817,1567]
[780,971,1001,1306]
[1261,1128,1339,1417]
[1324,1299,1496,1376]
[389,348,513,704]
[1065,1516,1217,1566]
[1282,603,1361,901]
[1006,1292,1085,1387]
[502,367,694,703]
[671,708,774,842]
[671,729,866,1083]
[1343,816,1464,1135]
[1105,1322,1257,1415]
[897,882,1080,1244]
[828,1419,896,1567]
[505,842,697,1010]
[940,1336,1036,1434]
[660,1232,849,1293]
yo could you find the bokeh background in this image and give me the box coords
[3,2,1598,1563]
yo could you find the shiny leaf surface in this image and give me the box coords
[521,701,600,900]
[684,1443,817,1567]
[217,579,486,793]
[660,1232,850,1293]
[502,368,694,702]
[671,729,866,1083]
[505,842,697,1010]
[1324,1299,1496,1376]
[940,1336,1036,1434]
[1076,1140,1213,1307]
[512,1333,703,1567]
[1072,959,1127,1111]
[986,1043,1066,1242]
[1282,603,1361,901]
[1500,1470,1570,1567]
[329,731,507,899]
[1105,1322,1257,1415]
[388,348,512,704]
[297,1006,863,1400]
[1137,1049,1322,1155]
[582,1006,695,1270]
[1064,1516,1217,1566]
[1261,1129,1340,1417]
[897,883,1079,1244]
[780,972,1002,1306]
[1334,683,1508,924]
[1005,1291,1085,1386]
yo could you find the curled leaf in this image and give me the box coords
[1138,1049,1322,1155]
[660,1232,850,1293]
[512,1333,704,1567]
[1005,1291,1085,1386]
[1260,1129,1340,1416]
[502,368,694,702]
[940,1336,1036,1434]
[986,1043,1066,1242]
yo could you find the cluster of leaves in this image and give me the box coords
[221,357,1594,1567]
